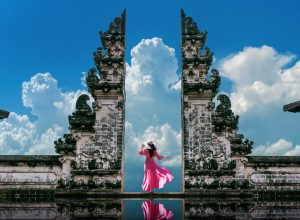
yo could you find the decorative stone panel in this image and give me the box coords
[250,173,300,185]
[0,172,57,185]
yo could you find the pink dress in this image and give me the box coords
[138,149,173,192]
[142,200,174,220]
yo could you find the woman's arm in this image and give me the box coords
[154,150,166,160]
[137,144,145,155]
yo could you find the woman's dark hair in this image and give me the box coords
[148,148,156,157]
[147,143,157,158]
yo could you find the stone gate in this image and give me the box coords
[1,9,300,196]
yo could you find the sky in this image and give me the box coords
[0,0,300,192]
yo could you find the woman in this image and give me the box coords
[138,141,173,192]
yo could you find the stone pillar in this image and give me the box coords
[181,10,252,192]
[55,10,126,192]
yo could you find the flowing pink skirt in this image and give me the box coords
[142,157,173,192]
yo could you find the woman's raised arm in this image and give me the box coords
[137,144,145,155]
[154,150,165,160]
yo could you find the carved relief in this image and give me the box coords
[250,173,300,185]
[0,172,57,185]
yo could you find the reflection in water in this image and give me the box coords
[142,200,174,220]
[1,198,300,219]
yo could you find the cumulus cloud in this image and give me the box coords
[220,45,299,115]
[219,45,300,156]
[0,73,85,155]
[125,122,181,167]
[252,139,293,156]
[124,121,181,192]
[124,38,181,191]
[252,139,300,156]
[284,145,300,156]
[125,38,181,133]
[126,37,179,95]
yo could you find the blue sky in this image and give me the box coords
[1,0,300,192]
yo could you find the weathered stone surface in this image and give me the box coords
[181,10,252,191]
[60,10,126,191]
[0,172,57,185]
[0,155,61,166]
[0,200,122,219]
[68,94,96,132]
[184,200,300,219]
[0,164,61,189]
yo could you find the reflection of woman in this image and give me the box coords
[138,141,173,192]
[142,200,174,220]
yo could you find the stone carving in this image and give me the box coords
[0,172,57,185]
[250,173,300,185]
[230,134,253,156]
[181,10,252,190]
[88,9,126,93]
[68,94,95,132]
[86,68,99,88]
[212,94,239,132]
[54,133,76,155]
[59,10,126,190]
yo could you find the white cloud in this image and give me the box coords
[220,45,299,115]
[26,125,64,155]
[285,145,300,156]
[252,139,293,156]
[252,139,300,156]
[0,73,85,155]
[126,37,179,95]
[219,45,300,157]
[125,121,181,168]
[125,38,181,133]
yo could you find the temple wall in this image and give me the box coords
[0,164,61,189]
[243,158,300,190]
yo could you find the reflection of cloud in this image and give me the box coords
[0,73,85,154]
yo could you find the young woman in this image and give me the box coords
[137,141,173,192]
